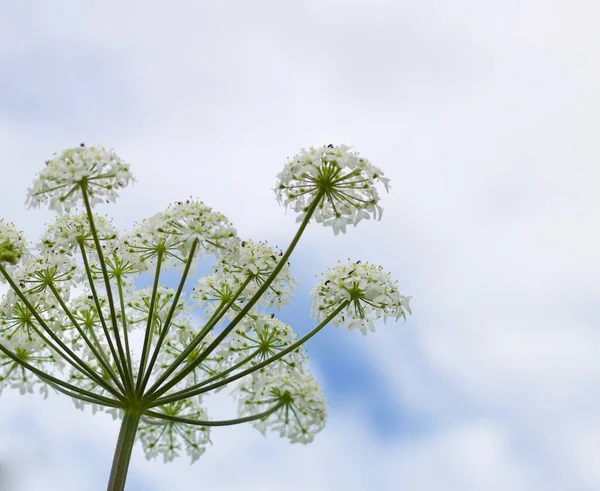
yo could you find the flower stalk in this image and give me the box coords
[107,410,142,491]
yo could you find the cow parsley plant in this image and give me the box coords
[0,143,411,490]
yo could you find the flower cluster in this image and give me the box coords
[275,144,390,235]
[123,200,238,273]
[0,219,28,269]
[311,260,412,335]
[221,313,306,369]
[39,212,119,258]
[126,286,188,334]
[138,398,211,463]
[0,345,54,397]
[192,240,298,317]
[235,367,326,443]
[0,293,59,349]
[158,330,228,388]
[13,255,79,300]
[26,145,134,213]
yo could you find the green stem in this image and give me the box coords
[138,240,197,395]
[146,400,284,427]
[0,341,121,406]
[48,283,124,397]
[146,191,324,402]
[0,263,114,388]
[79,242,129,388]
[45,379,122,408]
[144,276,252,398]
[116,276,134,385]
[135,252,163,394]
[81,185,134,395]
[106,411,141,491]
[150,302,347,407]
[156,351,259,403]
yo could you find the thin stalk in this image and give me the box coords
[146,400,285,427]
[150,302,347,407]
[144,276,252,397]
[106,411,141,491]
[45,379,122,408]
[0,263,116,388]
[48,283,125,396]
[135,253,163,394]
[79,242,129,387]
[0,341,121,406]
[81,185,134,394]
[115,276,134,384]
[156,351,259,403]
[146,191,324,402]
[138,240,197,395]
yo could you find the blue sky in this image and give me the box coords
[0,1,599,490]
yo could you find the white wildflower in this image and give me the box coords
[235,367,326,443]
[39,212,119,258]
[138,398,211,463]
[0,218,29,272]
[158,329,227,389]
[0,292,63,349]
[275,144,389,234]
[126,286,188,334]
[0,345,57,396]
[122,200,237,272]
[222,313,306,370]
[12,255,80,301]
[192,240,297,317]
[311,260,412,335]
[26,144,134,213]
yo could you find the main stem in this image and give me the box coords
[106,410,141,491]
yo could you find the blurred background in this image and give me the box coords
[0,0,598,489]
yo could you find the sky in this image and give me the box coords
[0,0,599,490]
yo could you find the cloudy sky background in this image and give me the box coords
[0,0,599,489]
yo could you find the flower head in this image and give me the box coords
[191,240,298,317]
[126,286,188,334]
[311,260,412,335]
[275,144,390,234]
[138,398,211,463]
[26,144,134,213]
[158,330,228,388]
[0,219,28,268]
[222,313,306,370]
[122,200,238,272]
[39,212,119,258]
[235,367,326,443]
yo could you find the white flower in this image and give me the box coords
[222,313,306,370]
[26,144,134,213]
[311,260,412,335]
[138,398,211,463]
[39,212,119,258]
[192,240,298,317]
[64,293,110,350]
[0,292,63,349]
[122,200,238,272]
[0,345,58,397]
[158,329,228,389]
[275,144,389,234]
[0,218,29,271]
[126,286,188,334]
[234,367,326,444]
[12,255,80,301]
